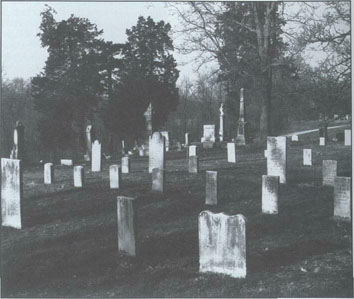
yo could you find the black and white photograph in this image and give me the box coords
[0,0,352,297]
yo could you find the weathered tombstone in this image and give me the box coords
[91,140,101,172]
[110,165,121,189]
[121,156,130,174]
[189,156,199,174]
[176,141,182,152]
[138,147,145,157]
[1,158,22,229]
[148,132,165,173]
[291,135,298,142]
[85,125,93,161]
[267,136,287,183]
[44,163,54,184]
[344,130,351,146]
[117,196,136,256]
[189,145,197,157]
[227,142,236,163]
[160,131,170,152]
[60,159,73,166]
[334,177,351,221]
[303,149,312,166]
[322,160,337,186]
[152,168,164,192]
[10,121,24,160]
[73,165,84,187]
[235,88,247,145]
[199,211,246,278]
[262,175,279,214]
[319,137,326,146]
[185,133,190,147]
[219,104,224,142]
[205,171,218,205]
[201,125,216,148]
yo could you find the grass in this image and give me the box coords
[1,133,352,298]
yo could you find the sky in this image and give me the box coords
[2,1,202,83]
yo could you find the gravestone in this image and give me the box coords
[121,156,130,174]
[1,158,22,229]
[152,168,164,192]
[143,103,153,155]
[322,160,337,186]
[44,163,54,184]
[199,211,246,278]
[334,177,351,221]
[235,88,246,145]
[85,125,93,160]
[291,135,298,141]
[138,147,145,157]
[91,140,101,172]
[262,175,279,214]
[160,131,170,151]
[73,165,84,187]
[319,137,326,146]
[344,130,351,146]
[61,159,73,166]
[227,143,236,163]
[303,149,312,166]
[148,132,165,173]
[205,171,218,205]
[185,133,190,147]
[219,104,224,142]
[201,125,216,148]
[267,136,287,183]
[189,156,199,174]
[189,145,197,157]
[110,165,121,189]
[176,142,182,152]
[10,121,24,160]
[117,196,136,256]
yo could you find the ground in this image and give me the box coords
[1,126,352,298]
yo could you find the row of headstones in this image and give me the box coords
[290,129,351,146]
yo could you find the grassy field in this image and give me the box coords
[1,131,352,297]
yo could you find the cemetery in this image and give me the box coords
[1,1,352,298]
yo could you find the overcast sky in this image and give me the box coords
[2,1,204,83]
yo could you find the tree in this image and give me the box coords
[105,16,179,144]
[31,6,105,157]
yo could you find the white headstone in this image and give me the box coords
[61,159,73,166]
[344,130,351,146]
[1,158,22,229]
[267,137,287,184]
[205,171,218,205]
[334,177,351,220]
[189,145,197,157]
[227,143,236,163]
[91,140,101,172]
[160,131,170,151]
[202,125,216,142]
[110,165,121,189]
[303,149,312,166]
[262,175,279,214]
[199,211,246,278]
[44,163,54,184]
[73,165,84,187]
[319,137,326,146]
[185,133,190,147]
[149,132,165,173]
[291,135,298,141]
[117,196,136,256]
[322,160,337,186]
[121,156,130,174]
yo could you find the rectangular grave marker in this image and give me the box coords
[189,156,199,174]
[152,168,164,192]
[149,132,165,173]
[117,196,136,256]
[291,135,298,141]
[262,175,279,214]
[73,165,84,187]
[319,137,326,146]
[267,136,287,183]
[334,177,351,220]
[303,149,312,166]
[121,156,130,174]
[206,171,218,205]
[61,159,73,166]
[110,165,121,189]
[322,160,337,186]
[344,130,351,146]
[199,211,246,278]
[1,158,22,229]
[189,145,197,157]
[44,163,54,184]
[91,140,101,172]
[227,143,236,163]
